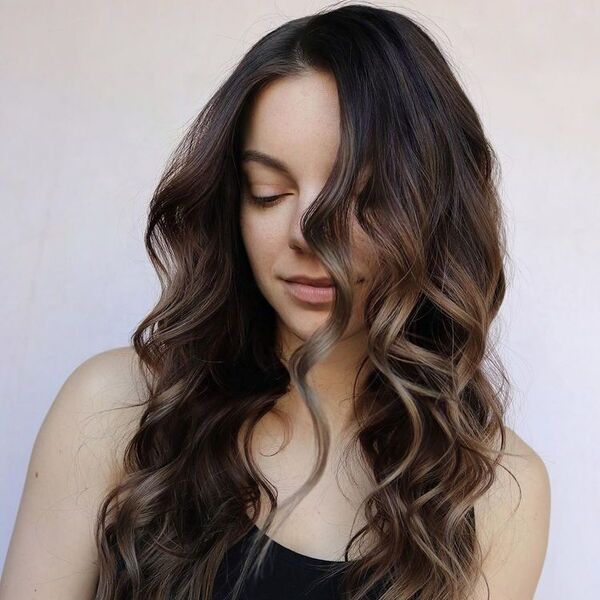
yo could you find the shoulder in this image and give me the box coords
[34,344,150,504]
[52,345,149,485]
[67,344,147,400]
[1,347,148,599]
[470,426,551,600]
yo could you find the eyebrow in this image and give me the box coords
[240,149,294,178]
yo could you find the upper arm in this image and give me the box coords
[469,427,552,600]
[0,347,147,600]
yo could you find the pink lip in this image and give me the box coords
[284,276,334,287]
[283,280,335,304]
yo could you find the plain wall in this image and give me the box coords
[1,1,598,596]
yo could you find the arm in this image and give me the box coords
[0,347,146,600]
[468,427,552,600]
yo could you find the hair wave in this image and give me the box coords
[93,3,519,599]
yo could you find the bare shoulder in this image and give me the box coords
[470,426,552,600]
[44,345,149,487]
[0,346,148,600]
[67,345,149,481]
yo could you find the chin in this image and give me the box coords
[276,308,328,336]
[277,305,366,345]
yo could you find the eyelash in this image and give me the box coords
[249,194,284,206]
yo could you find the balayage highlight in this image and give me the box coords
[93,3,521,599]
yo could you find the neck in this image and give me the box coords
[275,323,373,439]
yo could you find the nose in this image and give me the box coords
[287,190,320,254]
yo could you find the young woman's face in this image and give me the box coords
[239,69,377,343]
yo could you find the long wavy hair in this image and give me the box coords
[93,3,519,599]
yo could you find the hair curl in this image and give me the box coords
[93,3,519,599]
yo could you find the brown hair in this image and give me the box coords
[93,2,518,599]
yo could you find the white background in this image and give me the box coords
[1,1,598,597]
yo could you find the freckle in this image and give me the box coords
[35,471,38,478]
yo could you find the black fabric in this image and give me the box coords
[212,506,476,599]
[211,523,352,600]
[115,506,476,599]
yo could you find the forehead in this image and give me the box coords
[240,70,341,182]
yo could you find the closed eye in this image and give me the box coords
[248,193,289,206]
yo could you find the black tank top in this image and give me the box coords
[211,521,352,600]
[115,507,476,599]
[212,506,476,599]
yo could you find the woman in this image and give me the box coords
[1,3,550,600]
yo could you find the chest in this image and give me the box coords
[238,413,378,561]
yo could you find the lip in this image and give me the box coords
[283,280,336,304]
[281,276,365,305]
[284,275,334,287]
[283,276,365,286]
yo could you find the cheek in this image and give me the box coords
[240,212,279,273]
[239,209,253,254]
